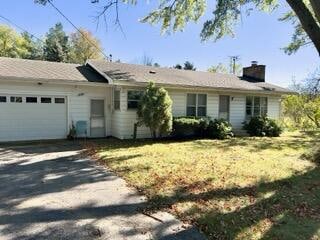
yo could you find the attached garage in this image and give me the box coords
[0,94,67,142]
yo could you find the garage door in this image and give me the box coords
[0,95,67,142]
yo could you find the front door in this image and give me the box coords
[90,99,105,138]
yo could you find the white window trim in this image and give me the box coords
[127,90,144,110]
[186,93,207,117]
[246,96,268,118]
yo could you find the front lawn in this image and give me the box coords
[93,132,320,240]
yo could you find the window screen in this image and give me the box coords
[91,100,104,117]
[26,97,37,103]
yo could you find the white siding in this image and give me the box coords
[112,87,284,139]
[268,96,281,119]
[0,80,284,141]
[0,81,112,141]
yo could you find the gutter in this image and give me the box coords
[110,80,295,96]
[0,76,112,88]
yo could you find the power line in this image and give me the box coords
[0,14,44,43]
[47,0,110,60]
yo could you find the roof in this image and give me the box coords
[0,57,293,94]
[0,57,106,83]
[88,60,293,94]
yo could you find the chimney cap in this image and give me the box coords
[251,61,258,66]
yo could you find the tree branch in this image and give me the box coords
[310,0,320,24]
[286,0,320,56]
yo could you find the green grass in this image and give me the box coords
[93,132,320,240]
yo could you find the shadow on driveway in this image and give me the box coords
[0,142,205,240]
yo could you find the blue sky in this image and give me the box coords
[1,0,319,87]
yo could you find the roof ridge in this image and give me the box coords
[87,59,240,79]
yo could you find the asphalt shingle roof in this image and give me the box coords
[0,57,106,83]
[0,57,293,94]
[88,60,293,94]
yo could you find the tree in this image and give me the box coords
[36,0,320,56]
[208,63,228,74]
[0,25,28,58]
[153,62,160,67]
[174,64,182,69]
[283,95,320,129]
[69,29,103,64]
[44,23,69,62]
[283,68,320,129]
[183,61,196,71]
[141,54,153,66]
[20,32,44,60]
[137,82,173,138]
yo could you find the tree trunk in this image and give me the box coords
[310,0,320,23]
[286,0,320,56]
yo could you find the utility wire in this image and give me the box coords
[0,14,44,43]
[47,0,110,60]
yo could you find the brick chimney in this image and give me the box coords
[242,61,266,82]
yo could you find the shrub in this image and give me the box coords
[137,82,172,138]
[243,116,282,137]
[172,117,201,138]
[172,117,233,139]
[207,119,234,139]
[302,146,320,166]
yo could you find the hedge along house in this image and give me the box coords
[0,57,293,142]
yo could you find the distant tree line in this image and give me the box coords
[0,23,104,64]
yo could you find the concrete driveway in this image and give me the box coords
[0,142,205,240]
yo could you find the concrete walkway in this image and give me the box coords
[0,142,205,240]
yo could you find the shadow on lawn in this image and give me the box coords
[144,165,320,239]
[93,131,320,239]
[191,131,320,153]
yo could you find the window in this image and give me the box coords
[246,96,268,119]
[0,96,6,103]
[261,97,268,115]
[41,97,51,103]
[26,97,37,103]
[114,90,120,110]
[186,93,207,117]
[186,94,196,116]
[10,96,22,103]
[197,94,207,117]
[219,95,230,120]
[55,98,65,104]
[127,90,143,109]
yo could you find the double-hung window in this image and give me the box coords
[246,96,268,119]
[186,94,207,117]
[127,90,143,109]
